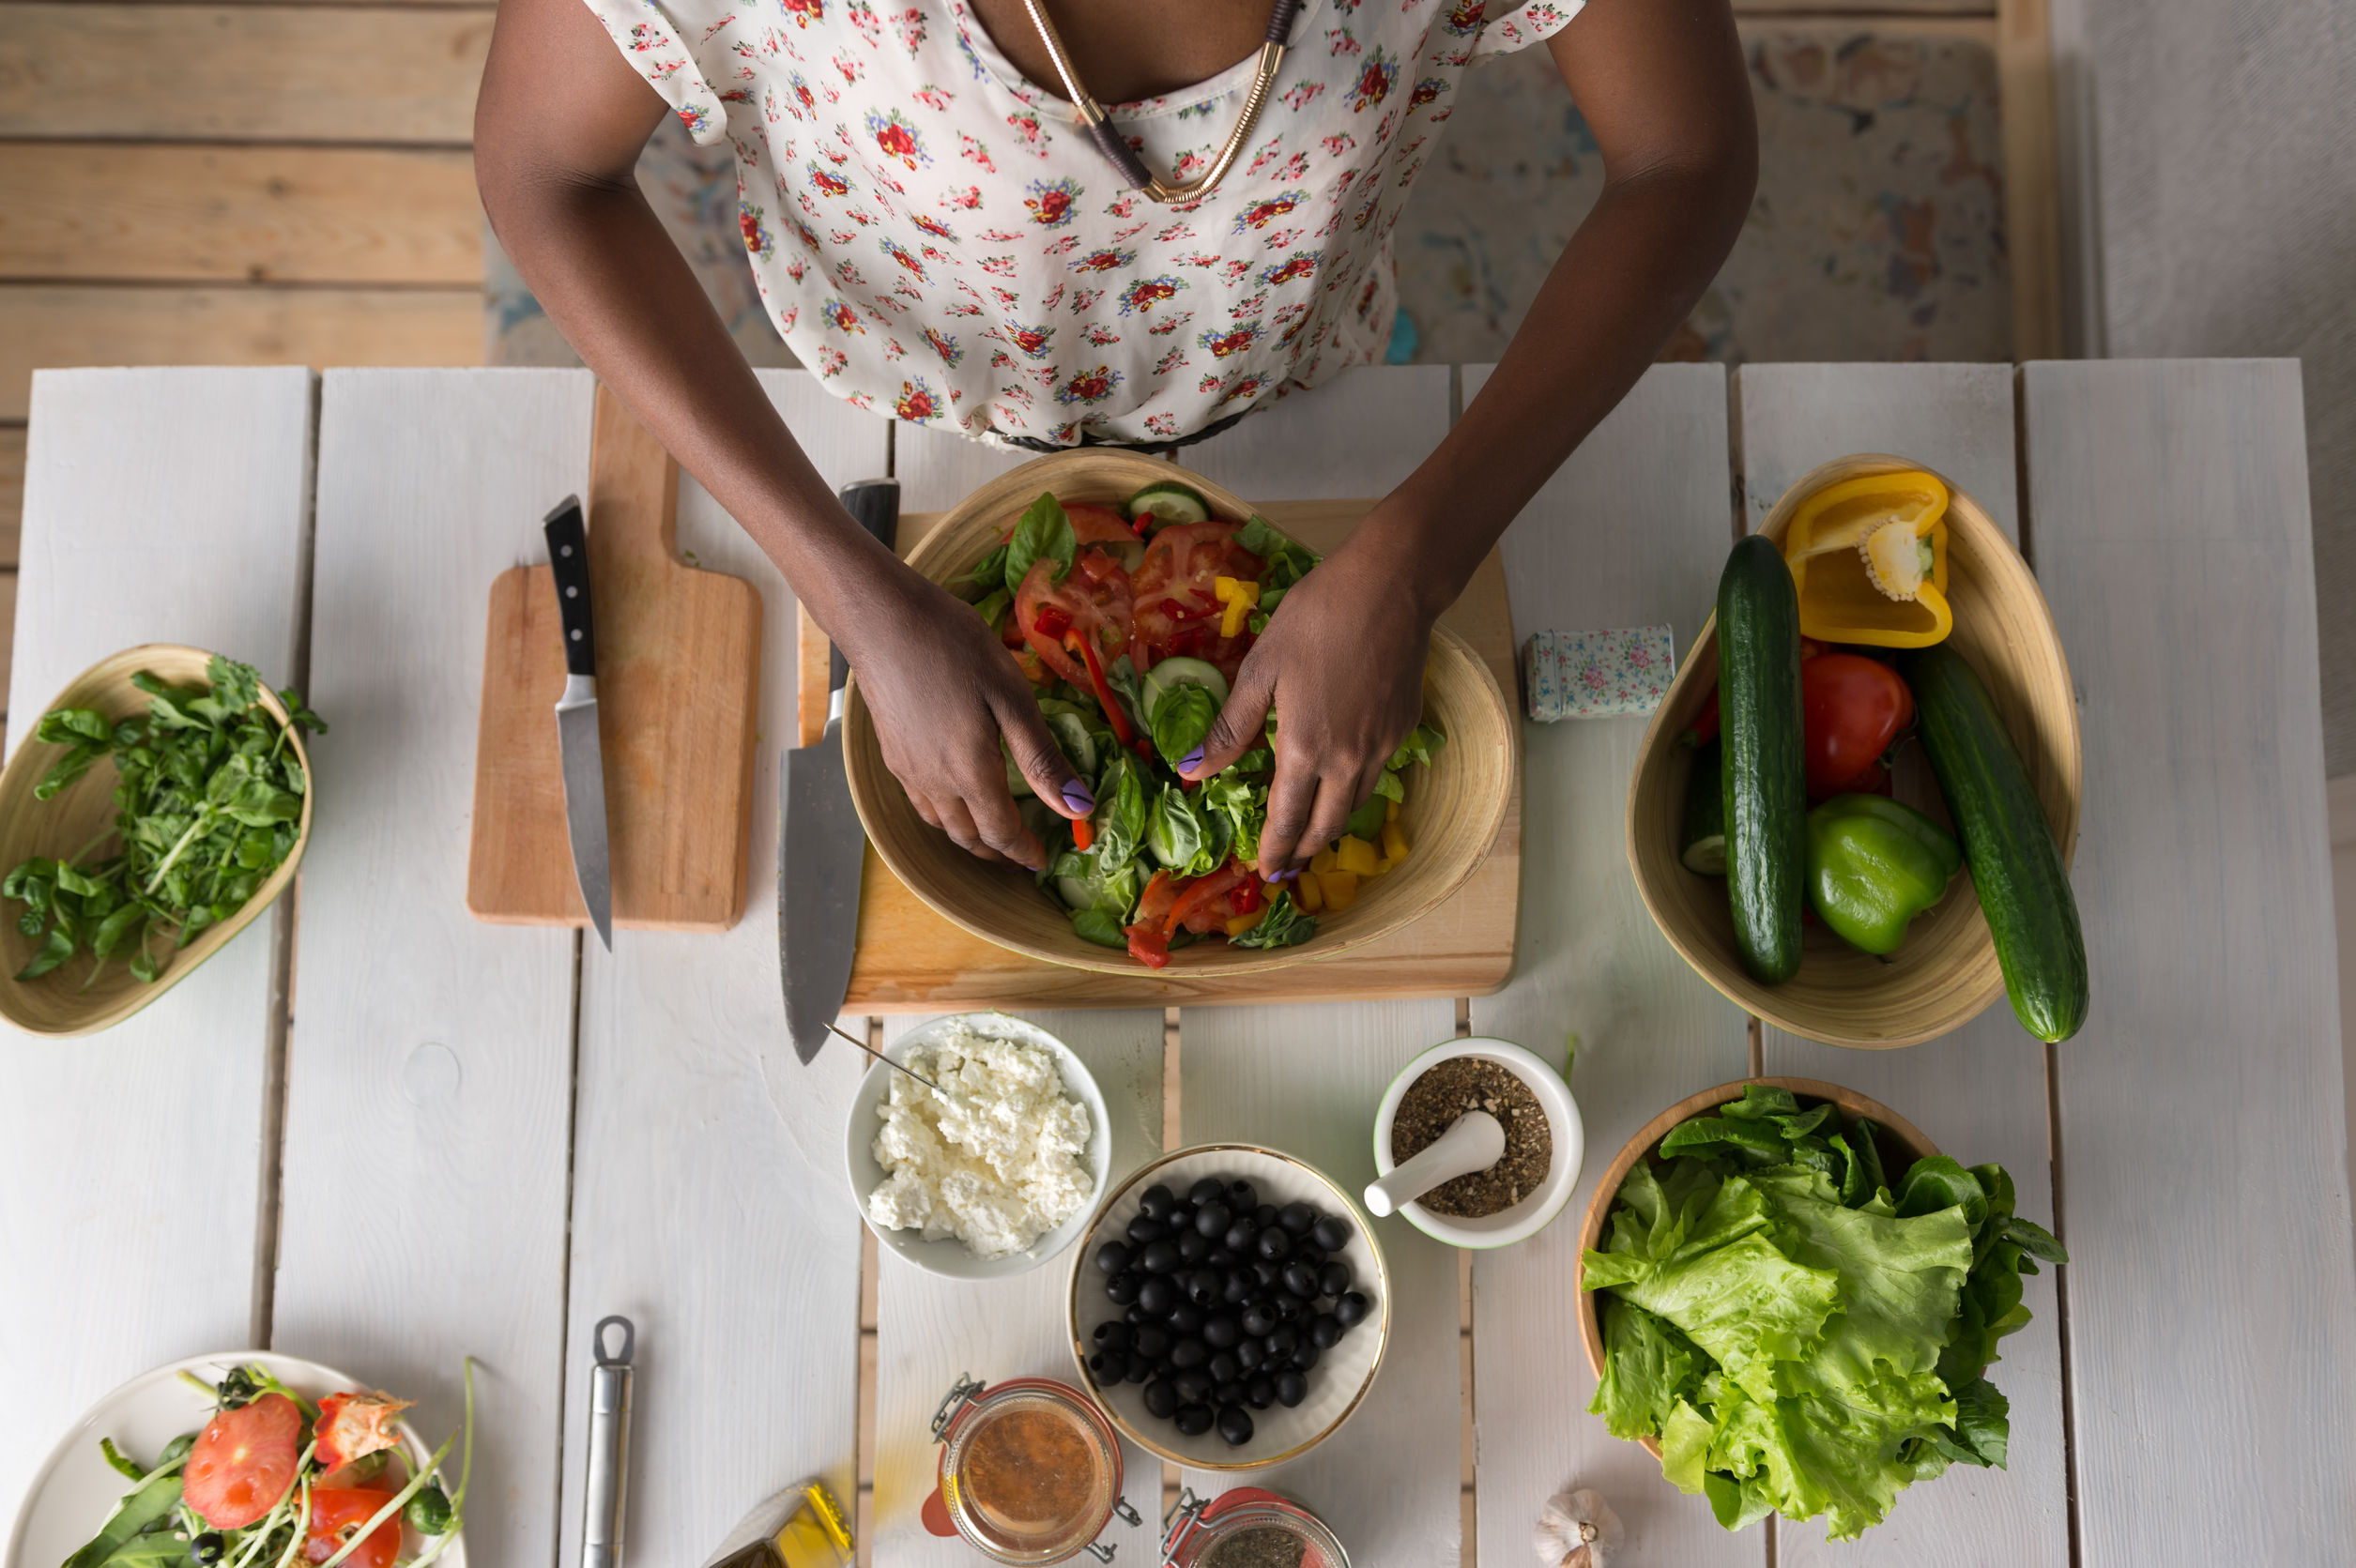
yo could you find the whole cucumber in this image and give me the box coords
[1899,643,2089,1042]
[1717,536,1808,982]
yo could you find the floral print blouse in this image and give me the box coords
[584,0,1583,444]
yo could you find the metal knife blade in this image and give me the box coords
[780,478,899,1063]
[545,495,615,951]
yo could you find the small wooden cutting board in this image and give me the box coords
[798,498,1522,1008]
[467,387,762,931]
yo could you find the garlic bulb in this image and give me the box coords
[1533,1486,1622,1568]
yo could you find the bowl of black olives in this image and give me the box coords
[1066,1144,1388,1469]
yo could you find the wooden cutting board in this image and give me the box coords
[467,387,762,931]
[799,498,1522,1008]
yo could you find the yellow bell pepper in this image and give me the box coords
[1781,470,1954,648]
[1381,821,1410,863]
[1294,874,1323,913]
[1213,575,1261,639]
[1310,846,1339,875]
[1385,799,1400,824]
[1318,870,1359,911]
[1225,906,1268,937]
[1335,835,1383,876]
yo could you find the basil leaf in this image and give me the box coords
[1385,722,1447,772]
[971,587,1012,635]
[1229,891,1317,949]
[1200,766,1265,870]
[1094,752,1149,869]
[963,541,1012,593]
[1149,683,1218,768]
[1071,907,1127,948]
[1235,514,1320,592]
[1005,492,1077,588]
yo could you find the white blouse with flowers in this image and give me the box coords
[583,0,1583,445]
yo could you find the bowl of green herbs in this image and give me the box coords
[0,645,324,1036]
[1575,1077,2068,1542]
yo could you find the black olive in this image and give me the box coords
[1128,1304,1155,1326]
[1090,1349,1127,1382]
[1167,1302,1205,1333]
[1096,1240,1134,1275]
[1255,1227,1293,1261]
[1187,1176,1228,1206]
[1175,1403,1215,1437]
[1308,1313,1341,1349]
[1216,1379,1247,1408]
[1125,1215,1166,1246]
[1143,1378,1180,1418]
[1177,1230,1214,1265]
[1195,1200,1232,1240]
[1335,1291,1369,1329]
[1132,1324,1171,1359]
[1127,1357,1154,1384]
[1293,1247,1326,1276]
[1275,1371,1308,1408]
[1208,1350,1241,1384]
[1253,1203,1278,1228]
[1224,1220,1259,1255]
[1186,1269,1223,1306]
[1106,1271,1140,1306]
[1293,1342,1321,1371]
[190,1533,227,1567]
[1166,1202,1196,1233]
[1170,1336,1208,1369]
[1138,1276,1179,1317]
[1247,1375,1276,1409]
[1094,1320,1134,1349]
[1277,1201,1317,1236]
[1234,1336,1265,1370]
[1241,1302,1277,1337]
[1275,1295,1307,1323]
[1140,1240,1182,1275]
[1222,1269,1255,1305]
[1283,1261,1321,1298]
[1319,1260,1353,1298]
[1267,1325,1300,1358]
[1203,1314,1240,1349]
[1217,1405,1255,1446]
[1251,1258,1282,1287]
[1225,1180,1258,1212]
[1175,1368,1216,1403]
[1311,1216,1352,1253]
[1140,1183,1176,1220]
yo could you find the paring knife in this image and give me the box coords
[780,478,899,1063]
[545,495,616,951]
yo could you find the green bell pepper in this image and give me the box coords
[1806,793,1961,955]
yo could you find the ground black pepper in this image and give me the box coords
[1389,1057,1552,1218]
[1201,1525,1308,1568]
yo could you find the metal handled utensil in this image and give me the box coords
[583,1316,635,1568]
[545,495,615,951]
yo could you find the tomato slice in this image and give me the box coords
[1013,552,1133,686]
[184,1393,302,1529]
[1800,653,1914,800]
[1169,860,1254,934]
[1130,523,1262,679]
[303,1489,402,1568]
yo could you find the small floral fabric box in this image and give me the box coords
[1521,627,1676,721]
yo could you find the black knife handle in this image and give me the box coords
[832,479,900,693]
[544,495,597,678]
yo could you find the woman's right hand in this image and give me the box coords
[838,571,1093,870]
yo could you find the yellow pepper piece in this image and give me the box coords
[1381,821,1409,863]
[1318,870,1359,911]
[1781,470,1954,648]
[1225,906,1268,937]
[1335,835,1383,875]
[1385,799,1400,824]
[1213,574,1261,639]
[1310,846,1339,875]
[1294,874,1323,913]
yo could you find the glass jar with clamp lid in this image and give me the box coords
[923,1375,1143,1563]
[1158,1487,1350,1568]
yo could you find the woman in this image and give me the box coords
[475,0,1753,876]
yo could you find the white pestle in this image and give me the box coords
[1365,1111,1506,1217]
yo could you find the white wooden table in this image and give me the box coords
[5,360,2351,1568]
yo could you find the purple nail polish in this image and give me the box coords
[1273,867,1301,883]
[1179,745,1205,773]
[1062,779,1095,814]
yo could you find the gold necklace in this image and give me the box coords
[1016,0,1303,204]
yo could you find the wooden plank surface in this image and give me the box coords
[1177,998,1464,1561]
[894,423,1030,513]
[1462,362,1759,1567]
[2021,358,2356,1560]
[868,1010,1167,1568]
[0,367,314,1541]
[1739,366,2068,1566]
[0,283,482,419]
[558,371,886,1568]
[0,144,482,284]
[1184,364,1453,500]
[0,5,493,142]
[0,423,23,566]
[279,368,592,1568]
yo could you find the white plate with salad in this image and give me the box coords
[8,1353,471,1568]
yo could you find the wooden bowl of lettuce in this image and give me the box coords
[1573,1077,2068,1542]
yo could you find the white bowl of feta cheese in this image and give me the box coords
[845,1012,1110,1280]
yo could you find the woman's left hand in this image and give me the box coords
[1179,508,1440,876]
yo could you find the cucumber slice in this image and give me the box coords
[1140,656,1231,718]
[1125,480,1214,530]
[1680,738,1727,875]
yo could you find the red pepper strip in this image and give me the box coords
[1135,738,1157,765]
[1230,877,1263,914]
[1072,814,1094,851]
[1033,603,1073,640]
[1066,632,1136,746]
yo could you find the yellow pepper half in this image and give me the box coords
[1781,470,1954,648]
[1213,574,1260,639]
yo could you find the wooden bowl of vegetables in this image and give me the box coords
[841,449,1516,976]
[1626,454,2083,1049]
[0,645,317,1037]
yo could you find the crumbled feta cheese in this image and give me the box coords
[864,1019,1095,1258]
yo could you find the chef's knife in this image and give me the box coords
[781,478,899,1063]
[546,495,615,951]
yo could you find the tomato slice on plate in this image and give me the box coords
[1014,553,1133,686]
[303,1489,403,1568]
[183,1393,302,1529]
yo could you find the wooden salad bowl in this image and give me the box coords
[1573,1076,1940,1458]
[841,449,1517,977]
[0,645,314,1037]
[1626,453,2082,1049]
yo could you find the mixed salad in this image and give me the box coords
[959,482,1442,968]
[66,1362,473,1568]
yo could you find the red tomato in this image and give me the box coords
[1129,523,1263,679]
[183,1393,302,1529]
[1801,653,1915,799]
[1169,860,1254,935]
[303,1489,402,1568]
[1063,502,1136,547]
[1014,552,1132,685]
